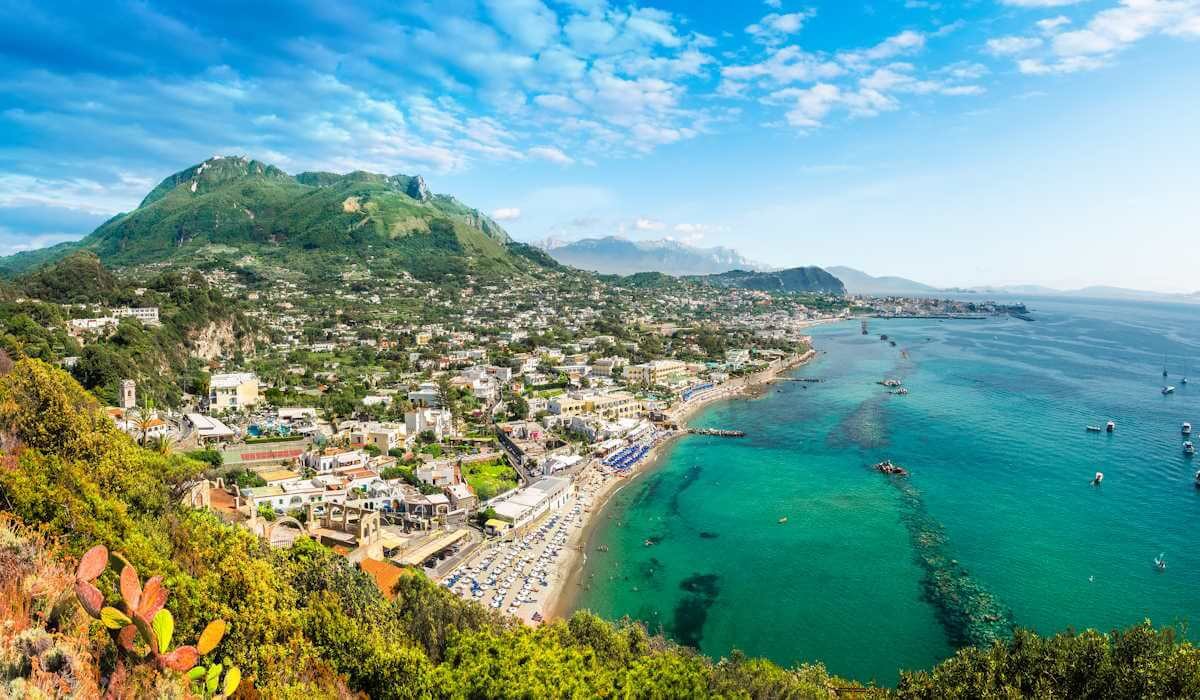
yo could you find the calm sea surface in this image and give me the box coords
[571,297,1200,685]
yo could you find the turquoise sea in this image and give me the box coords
[571,297,1200,685]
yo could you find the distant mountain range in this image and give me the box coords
[832,266,1200,304]
[824,266,940,296]
[0,156,556,280]
[541,236,766,276]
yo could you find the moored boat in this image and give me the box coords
[1086,425,1102,433]
[1106,420,1116,433]
[1163,386,1176,395]
[1092,471,1103,485]
[1185,441,1196,456]
[1184,422,1192,436]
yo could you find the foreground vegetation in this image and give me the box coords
[2,357,1200,698]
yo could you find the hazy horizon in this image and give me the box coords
[1,1,1197,291]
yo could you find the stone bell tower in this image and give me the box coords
[120,379,137,409]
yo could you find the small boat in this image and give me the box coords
[1092,472,1104,485]
[1185,441,1195,456]
[874,459,909,476]
[778,516,788,524]
[1086,425,1102,433]
[1155,553,1167,571]
[1184,422,1193,436]
[1106,420,1116,433]
[1163,386,1176,395]
[643,539,654,547]
[1194,470,1200,488]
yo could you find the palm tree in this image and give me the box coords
[128,402,156,446]
[149,434,175,456]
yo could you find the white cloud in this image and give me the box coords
[720,45,845,91]
[482,0,558,51]
[1005,0,1200,76]
[838,30,927,69]
[1000,0,1085,6]
[0,229,84,256]
[746,11,817,44]
[635,217,666,230]
[491,207,521,221]
[986,36,1044,55]
[1036,16,1072,34]
[1017,55,1108,73]
[532,93,583,113]
[0,173,148,215]
[528,145,575,164]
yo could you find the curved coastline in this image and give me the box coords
[544,346,822,622]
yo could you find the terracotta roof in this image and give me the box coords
[360,558,411,599]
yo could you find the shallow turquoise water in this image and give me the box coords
[572,297,1200,685]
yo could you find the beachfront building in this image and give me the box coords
[726,349,752,369]
[628,359,691,386]
[549,391,640,420]
[185,413,237,444]
[209,372,260,411]
[490,476,574,530]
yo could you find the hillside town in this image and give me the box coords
[5,253,1034,623]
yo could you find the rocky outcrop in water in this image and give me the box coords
[892,480,1015,647]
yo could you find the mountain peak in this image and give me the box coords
[0,158,525,278]
[140,155,290,207]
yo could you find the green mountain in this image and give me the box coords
[692,267,846,294]
[16,251,125,304]
[0,156,539,281]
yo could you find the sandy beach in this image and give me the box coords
[439,348,822,626]
[542,347,820,622]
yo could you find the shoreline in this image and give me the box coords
[542,346,820,622]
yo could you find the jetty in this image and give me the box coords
[687,428,746,438]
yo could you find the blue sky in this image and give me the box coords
[1,0,1197,290]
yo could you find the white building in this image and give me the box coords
[405,408,454,441]
[209,372,260,411]
[491,477,574,530]
[185,413,236,443]
[111,307,160,324]
[407,382,441,407]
